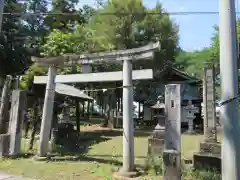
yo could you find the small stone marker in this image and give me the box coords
[183,100,198,134]
[193,63,221,171]
[9,90,27,156]
[163,84,182,180]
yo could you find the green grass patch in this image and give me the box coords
[0,129,222,180]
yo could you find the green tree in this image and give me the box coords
[0,0,29,76]
[88,1,179,70]
[45,0,84,31]
[138,3,179,69]
[23,0,49,56]
[210,20,240,68]
[177,19,240,78]
[175,48,212,78]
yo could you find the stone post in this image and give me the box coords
[38,65,57,157]
[122,60,134,171]
[193,63,221,171]
[163,84,182,180]
[9,90,26,156]
[203,63,217,142]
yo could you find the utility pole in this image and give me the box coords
[219,0,240,179]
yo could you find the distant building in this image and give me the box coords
[134,66,202,126]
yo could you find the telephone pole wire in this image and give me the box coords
[219,0,240,179]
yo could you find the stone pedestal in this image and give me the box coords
[193,141,221,172]
[148,124,165,155]
[116,117,123,128]
[0,134,10,157]
[146,124,165,175]
[187,118,195,134]
[163,150,181,180]
[148,137,164,155]
[50,128,58,153]
[108,110,117,129]
[113,168,139,179]
[9,90,26,156]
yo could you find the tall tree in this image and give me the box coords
[23,0,49,56]
[175,49,212,78]
[88,1,179,70]
[136,3,179,69]
[0,0,29,76]
[45,0,84,31]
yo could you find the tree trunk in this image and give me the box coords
[76,99,80,132]
[24,120,30,138]
[120,97,123,113]
[87,100,90,121]
[138,102,141,119]
[82,102,85,116]
[117,97,120,112]
[28,121,38,151]
[29,102,40,151]
[100,93,104,116]
[102,93,110,127]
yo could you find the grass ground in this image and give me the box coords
[0,124,222,180]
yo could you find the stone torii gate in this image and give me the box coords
[33,41,160,177]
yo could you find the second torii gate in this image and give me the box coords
[33,41,160,178]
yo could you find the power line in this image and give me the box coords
[2,11,240,16]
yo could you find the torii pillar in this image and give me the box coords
[31,57,64,157]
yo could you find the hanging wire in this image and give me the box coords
[1,11,240,16]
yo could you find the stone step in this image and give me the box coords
[193,152,221,172]
[200,141,221,155]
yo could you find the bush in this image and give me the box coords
[183,168,221,180]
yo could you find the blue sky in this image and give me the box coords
[145,0,220,51]
[79,0,239,51]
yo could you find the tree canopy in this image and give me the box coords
[17,0,179,90]
[175,19,240,79]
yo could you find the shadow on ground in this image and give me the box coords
[17,127,152,167]
[43,154,146,170]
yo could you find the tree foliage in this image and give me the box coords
[175,48,212,77]
[88,1,179,70]
[0,0,29,76]
[176,19,240,78]
[0,0,179,90]
[45,0,84,31]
